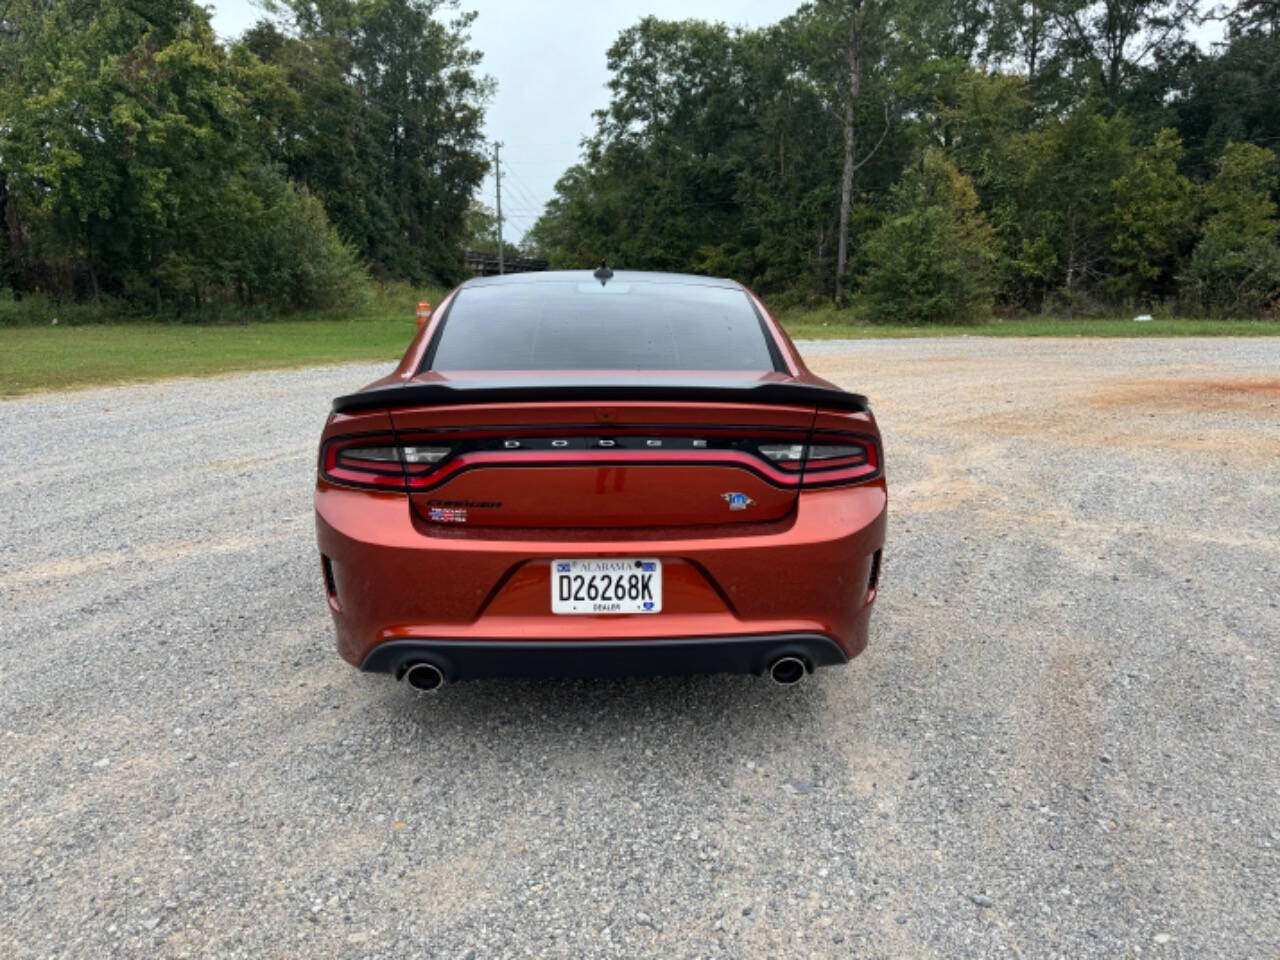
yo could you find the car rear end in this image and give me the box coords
[314,272,885,688]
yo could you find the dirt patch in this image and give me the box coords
[0,533,283,588]
[1091,378,1280,413]
[892,448,1009,515]
[978,411,1280,460]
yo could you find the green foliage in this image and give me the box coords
[531,4,1280,318]
[239,175,370,311]
[2,1,254,304]
[462,200,524,262]
[1185,142,1280,315]
[924,70,1031,180]
[463,201,500,253]
[7,0,1280,324]
[1172,27,1280,178]
[1109,129,1195,301]
[528,12,904,299]
[246,1,491,286]
[0,0,487,318]
[529,18,757,274]
[1015,109,1136,305]
[858,150,997,324]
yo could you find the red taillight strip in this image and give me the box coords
[799,462,880,487]
[393,425,811,443]
[800,434,879,486]
[319,430,882,492]
[404,449,805,492]
[321,434,408,491]
[325,466,407,489]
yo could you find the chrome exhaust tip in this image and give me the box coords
[404,662,445,692]
[768,655,807,686]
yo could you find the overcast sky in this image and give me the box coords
[206,1,1224,245]
[206,1,801,242]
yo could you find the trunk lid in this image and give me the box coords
[386,396,817,529]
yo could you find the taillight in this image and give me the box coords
[320,430,879,491]
[341,446,400,465]
[402,446,451,464]
[320,436,453,490]
[756,443,806,469]
[754,434,879,487]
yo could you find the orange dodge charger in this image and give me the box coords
[315,269,886,691]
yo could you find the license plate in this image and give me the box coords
[551,558,662,614]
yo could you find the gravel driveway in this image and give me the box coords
[2,337,1278,958]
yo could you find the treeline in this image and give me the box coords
[529,0,1280,320]
[0,0,488,316]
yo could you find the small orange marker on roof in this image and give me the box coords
[416,301,432,329]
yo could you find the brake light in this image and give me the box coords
[808,443,866,461]
[756,443,806,468]
[755,434,879,487]
[341,446,400,464]
[320,430,879,491]
[402,446,451,464]
[321,436,453,490]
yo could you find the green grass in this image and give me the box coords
[0,286,446,396]
[3,293,1279,397]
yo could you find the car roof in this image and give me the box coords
[461,269,744,290]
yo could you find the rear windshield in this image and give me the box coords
[427,280,779,371]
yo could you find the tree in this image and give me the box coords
[1047,0,1201,108]
[462,201,498,253]
[789,0,893,297]
[835,0,867,298]
[1011,0,1054,80]
[999,107,1136,309]
[1109,128,1195,301]
[1171,26,1280,177]
[729,21,849,295]
[462,199,523,260]
[0,0,364,311]
[529,18,756,273]
[858,149,998,323]
[247,0,491,284]
[528,3,1280,317]
[1185,141,1280,315]
[1226,0,1280,36]
[921,69,1029,179]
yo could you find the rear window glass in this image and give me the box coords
[427,281,778,371]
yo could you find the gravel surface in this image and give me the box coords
[2,337,1278,958]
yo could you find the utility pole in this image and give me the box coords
[493,141,504,275]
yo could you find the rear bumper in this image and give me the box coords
[360,633,847,682]
[316,480,886,671]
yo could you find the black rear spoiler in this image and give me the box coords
[332,379,869,415]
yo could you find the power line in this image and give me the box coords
[501,167,550,226]
[497,180,538,213]
[481,144,555,251]
[501,176,540,209]
[492,140,504,274]
[500,191,543,221]
[492,140,585,149]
